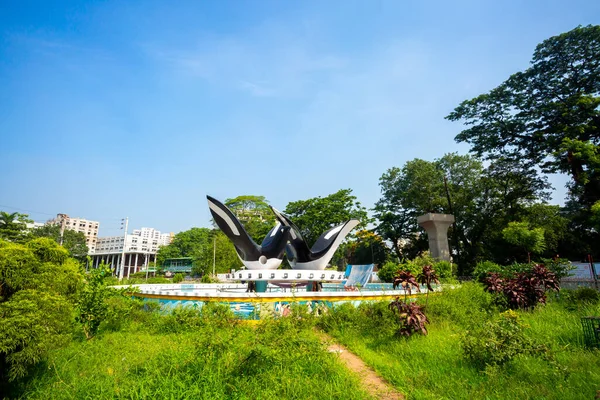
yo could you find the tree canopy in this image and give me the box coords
[156,228,240,275]
[375,153,552,274]
[447,25,600,209]
[0,212,32,243]
[0,238,82,381]
[31,225,89,261]
[284,189,369,246]
[224,195,275,244]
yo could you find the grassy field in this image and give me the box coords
[318,283,600,399]
[7,284,600,399]
[10,303,372,400]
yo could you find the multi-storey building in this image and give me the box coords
[47,214,100,253]
[91,227,173,278]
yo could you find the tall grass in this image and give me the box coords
[12,301,373,399]
[318,283,600,399]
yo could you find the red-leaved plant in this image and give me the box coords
[389,269,429,336]
[417,265,440,306]
[484,264,559,310]
[388,298,429,336]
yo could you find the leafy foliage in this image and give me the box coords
[284,189,369,246]
[502,221,546,262]
[374,153,551,275]
[392,270,420,293]
[447,25,600,258]
[224,195,275,244]
[388,298,429,336]
[463,310,547,368]
[483,264,560,310]
[344,230,389,265]
[157,228,240,275]
[31,224,89,261]
[0,238,82,382]
[77,265,113,340]
[0,212,32,243]
[377,261,399,283]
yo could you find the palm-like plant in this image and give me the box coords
[0,211,19,228]
[0,211,26,241]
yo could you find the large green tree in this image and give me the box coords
[284,189,369,246]
[375,154,551,274]
[224,195,276,244]
[156,228,241,275]
[447,25,600,249]
[31,225,89,261]
[0,238,82,383]
[344,230,390,266]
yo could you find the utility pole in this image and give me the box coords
[59,215,66,246]
[119,217,129,281]
[212,236,216,277]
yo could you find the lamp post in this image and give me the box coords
[212,236,216,277]
[118,217,129,281]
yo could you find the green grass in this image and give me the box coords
[7,285,600,399]
[11,304,372,400]
[319,283,600,400]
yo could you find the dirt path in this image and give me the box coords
[318,331,404,400]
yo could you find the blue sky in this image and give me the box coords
[1,1,598,236]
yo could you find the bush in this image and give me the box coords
[77,266,113,339]
[462,310,546,368]
[200,274,218,283]
[473,260,502,282]
[173,273,184,283]
[560,287,600,311]
[433,260,453,279]
[483,264,560,310]
[376,261,397,283]
[0,239,83,381]
[541,257,576,280]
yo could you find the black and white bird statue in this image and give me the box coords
[270,206,359,270]
[206,196,291,270]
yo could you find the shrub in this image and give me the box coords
[376,261,398,283]
[483,264,559,310]
[462,310,546,368]
[473,260,502,282]
[0,239,83,381]
[77,265,113,339]
[201,274,218,283]
[388,298,429,336]
[433,260,453,279]
[172,273,184,283]
[540,257,576,280]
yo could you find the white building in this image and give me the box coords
[47,214,100,253]
[26,221,46,230]
[91,227,173,277]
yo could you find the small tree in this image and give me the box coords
[502,222,546,263]
[77,265,112,339]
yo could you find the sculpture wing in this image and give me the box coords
[270,206,312,262]
[206,196,261,261]
[260,223,291,259]
[310,220,360,258]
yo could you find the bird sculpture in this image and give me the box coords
[206,196,290,270]
[269,206,359,270]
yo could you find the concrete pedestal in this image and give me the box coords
[417,213,455,262]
